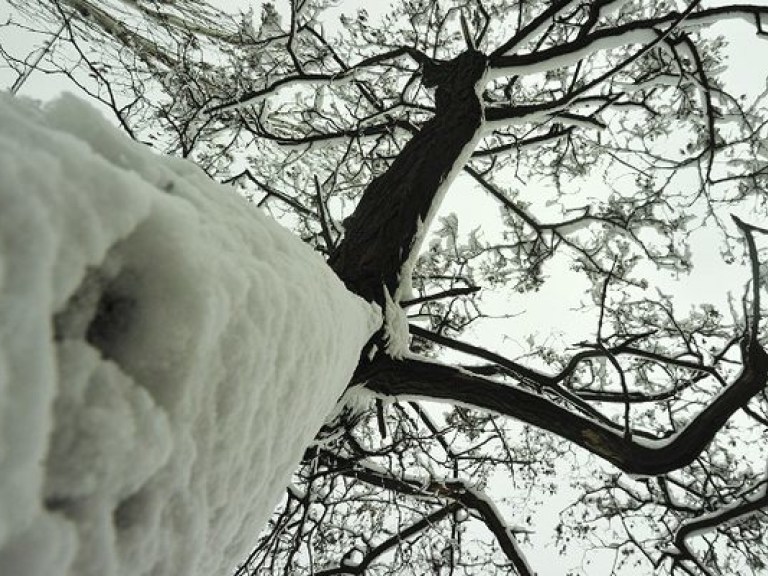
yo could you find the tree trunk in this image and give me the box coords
[329,50,487,307]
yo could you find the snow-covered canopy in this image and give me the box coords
[0,94,380,576]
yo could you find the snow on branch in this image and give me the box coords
[489,4,768,79]
[667,474,768,569]
[360,321,768,476]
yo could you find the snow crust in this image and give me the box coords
[0,94,380,576]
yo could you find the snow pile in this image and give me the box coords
[0,94,380,576]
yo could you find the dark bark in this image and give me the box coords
[328,50,488,306]
[325,48,768,480]
[358,340,768,476]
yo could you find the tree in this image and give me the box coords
[4,0,768,574]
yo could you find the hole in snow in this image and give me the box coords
[44,495,75,513]
[85,284,136,360]
[53,265,137,361]
[113,489,147,532]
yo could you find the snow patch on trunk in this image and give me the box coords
[0,94,380,576]
[382,286,410,358]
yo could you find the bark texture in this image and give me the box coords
[359,340,768,476]
[329,50,488,306]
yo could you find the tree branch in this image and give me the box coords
[359,342,768,476]
[314,450,533,575]
[489,5,768,76]
[207,47,429,114]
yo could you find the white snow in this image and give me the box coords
[490,28,660,80]
[382,286,411,358]
[491,7,766,80]
[342,548,364,566]
[0,93,380,576]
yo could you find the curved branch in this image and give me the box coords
[359,340,768,476]
[489,5,768,77]
[671,477,768,566]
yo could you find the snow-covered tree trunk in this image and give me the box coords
[0,94,379,576]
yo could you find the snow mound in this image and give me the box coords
[0,94,380,576]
